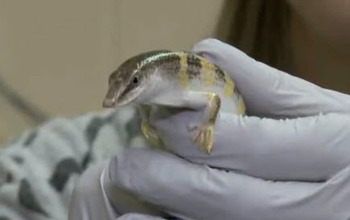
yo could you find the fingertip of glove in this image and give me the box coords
[191,38,223,56]
[192,38,221,50]
[192,38,246,57]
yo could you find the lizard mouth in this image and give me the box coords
[103,84,141,108]
[114,94,138,107]
[102,92,138,108]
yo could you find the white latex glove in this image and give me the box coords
[69,162,168,220]
[70,39,350,220]
[152,38,350,181]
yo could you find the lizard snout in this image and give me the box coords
[103,97,116,108]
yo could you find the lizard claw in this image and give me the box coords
[141,122,164,149]
[141,122,159,141]
[191,124,214,154]
[141,122,151,140]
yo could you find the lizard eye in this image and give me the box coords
[132,76,139,85]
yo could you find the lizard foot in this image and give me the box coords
[141,122,164,149]
[141,122,161,140]
[190,124,214,154]
[141,122,152,140]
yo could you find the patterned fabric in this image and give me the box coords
[0,106,145,220]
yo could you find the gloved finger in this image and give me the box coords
[153,110,350,181]
[110,148,350,220]
[117,213,166,220]
[69,162,120,220]
[192,38,350,117]
[69,162,168,220]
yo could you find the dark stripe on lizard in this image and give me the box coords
[186,54,202,78]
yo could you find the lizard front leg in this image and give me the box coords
[150,91,221,154]
[138,105,164,149]
[188,93,220,153]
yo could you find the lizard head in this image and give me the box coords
[103,50,172,108]
[103,67,146,108]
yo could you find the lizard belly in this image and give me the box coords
[145,76,244,115]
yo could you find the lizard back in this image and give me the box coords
[110,50,246,114]
[136,51,245,114]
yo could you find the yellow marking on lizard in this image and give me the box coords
[224,74,235,97]
[178,53,188,88]
[236,95,246,114]
[141,121,164,149]
[200,59,216,86]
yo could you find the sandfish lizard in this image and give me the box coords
[103,50,246,153]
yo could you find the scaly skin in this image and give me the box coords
[103,50,246,154]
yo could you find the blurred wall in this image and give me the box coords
[0,0,225,142]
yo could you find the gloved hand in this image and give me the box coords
[69,39,350,220]
[152,38,350,181]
